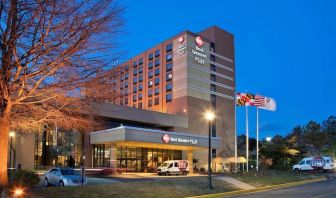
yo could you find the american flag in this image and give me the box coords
[254,95,265,107]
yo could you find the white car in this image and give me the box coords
[157,160,189,176]
[292,156,336,172]
[44,168,87,187]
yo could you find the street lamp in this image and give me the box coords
[205,111,215,190]
[9,131,15,169]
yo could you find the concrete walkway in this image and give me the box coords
[216,176,255,190]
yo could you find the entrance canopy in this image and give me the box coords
[90,126,221,150]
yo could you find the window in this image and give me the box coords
[120,75,124,81]
[148,99,153,107]
[148,89,153,97]
[212,149,216,158]
[210,42,215,52]
[155,78,160,85]
[211,84,216,92]
[139,66,143,74]
[166,43,173,52]
[154,97,159,105]
[148,80,153,87]
[138,93,143,100]
[210,74,216,81]
[125,73,129,79]
[148,62,153,69]
[139,58,143,65]
[166,54,172,61]
[148,70,153,78]
[133,60,138,67]
[155,68,160,76]
[139,75,143,82]
[125,81,128,88]
[138,84,143,91]
[133,95,137,102]
[155,87,159,95]
[166,73,172,81]
[299,161,305,165]
[166,93,172,102]
[210,55,216,62]
[210,64,216,72]
[211,94,216,107]
[306,160,311,165]
[166,83,172,91]
[124,89,128,96]
[155,59,160,66]
[133,86,137,93]
[124,98,128,105]
[148,53,153,60]
[166,63,172,71]
[138,102,142,109]
[133,77,137,84]
[125,65,129,71]
[155,49,160,57]
[133,69,137,76]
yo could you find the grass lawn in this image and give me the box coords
[28,177,237,198]
[231,170,326,187]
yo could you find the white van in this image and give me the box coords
[292,156,335,172]
[157,160,189,176]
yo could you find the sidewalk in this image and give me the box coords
[216,176,255,190]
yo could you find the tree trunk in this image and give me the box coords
[0,114,10,187]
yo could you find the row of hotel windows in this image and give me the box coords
[132,43,172,68]
[119,92,173,108]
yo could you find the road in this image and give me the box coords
[230,176,336,198]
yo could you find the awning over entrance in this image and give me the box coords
[90,126,221,150]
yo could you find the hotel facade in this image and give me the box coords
[8,26,236,173]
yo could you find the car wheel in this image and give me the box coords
[44,178,50,187]
[165,171,170,176]
[59,181,64,187]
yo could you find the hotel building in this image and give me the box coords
[9,26,236,173]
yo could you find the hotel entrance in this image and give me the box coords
[117,146,182,172]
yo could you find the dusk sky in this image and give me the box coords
[118,0,336,139]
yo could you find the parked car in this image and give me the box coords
[157,160,189,176]
[44,167,87,187]
[292,156,336,172]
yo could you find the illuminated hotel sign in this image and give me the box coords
[176,36,186,56]
[162,134,198,145]
[192,36,206,65]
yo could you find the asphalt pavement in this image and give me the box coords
[229,176,336,198]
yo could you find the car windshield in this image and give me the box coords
[60,169,79,175]
[159,163,170,167]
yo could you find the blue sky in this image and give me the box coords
[118,0,336,139]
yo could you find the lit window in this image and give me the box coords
[148,81,153,87]
[166,73,172,81]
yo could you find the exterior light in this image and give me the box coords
[205,111,215,121]
[13,188,24,198]
[9,131,15,137]
[266,137,272,142]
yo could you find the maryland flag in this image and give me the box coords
[236,93,255,106]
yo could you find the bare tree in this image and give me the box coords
[0,0,124,187]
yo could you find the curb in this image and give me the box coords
[188,177,327,198]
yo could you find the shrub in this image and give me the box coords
[13,170,40,187]
[199,167,206,173]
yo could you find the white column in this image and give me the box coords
[246,106,249,172]
[187,150,193,174]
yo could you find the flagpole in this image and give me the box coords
[234,90,238,172]
[246,105,249,172]
[256,107,259,171]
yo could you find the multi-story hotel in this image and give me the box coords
[9,26,236,173]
